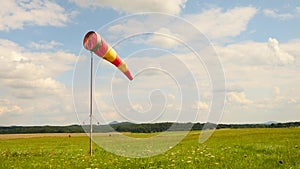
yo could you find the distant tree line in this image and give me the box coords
[215,122,300,129]
[0,125,84,134]
[0,121,299,134]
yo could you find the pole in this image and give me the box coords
[89,52,93,156]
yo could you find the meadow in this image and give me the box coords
[0,128,299,169]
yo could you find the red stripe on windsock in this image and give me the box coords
[111,55,122,67]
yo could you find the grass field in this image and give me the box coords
[0,128,299,169]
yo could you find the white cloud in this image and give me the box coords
[29,40,63,50]
[196,101,209,110]
[280,39,300,66]
[105,6,257,46]
[227,91,253,105]
[184,7,257,40]
[0,99,21,116]
[0,0,76,31]
[218,37,295,66]
[263,9,294,20]
[0,39,76,78]
[267,38,295,65]
[0,39,77,125]
[146,28,181,48]
[132,103,146,112]
[70,0,187,15]
[218,37,300,122]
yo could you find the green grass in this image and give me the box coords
[0,128,299,168]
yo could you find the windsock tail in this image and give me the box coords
[124,70,134,80]
[115,58,133,81]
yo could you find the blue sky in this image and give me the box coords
[0,0,299,126]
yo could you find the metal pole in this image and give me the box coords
[89,52,93,156]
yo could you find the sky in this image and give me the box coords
[0,0,299,126]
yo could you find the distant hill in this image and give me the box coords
[0,121,299,134]
[109,121,119,125]
[264,121,278,125]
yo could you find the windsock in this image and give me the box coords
[83,31,133,80]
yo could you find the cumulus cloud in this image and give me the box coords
[70,0,187,15]
[146,28,181,48]
[0,39,76,78]
[0,0,76,31]
[104,6,257,49]
[196,101,209,110]
[263,9,294,20]
[267,38,295,65]
[0,39,76,125]
[218,37,295,66]
[216,36,300,123]
[280,39,300,66]
[227,91,253,105]
[0,99,21,116]
[0,39,76,90]
[184,7,257,40]
[29,40,63,50]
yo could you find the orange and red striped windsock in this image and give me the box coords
[83,31,133,80]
